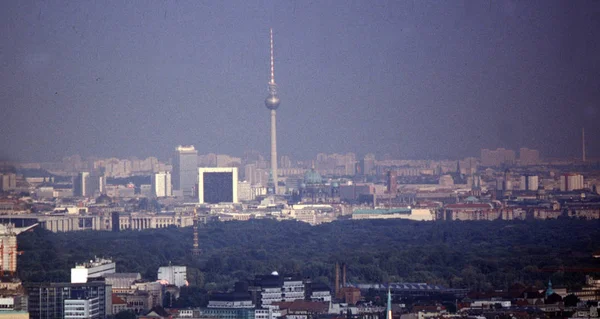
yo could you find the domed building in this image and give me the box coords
[299,167,337,203]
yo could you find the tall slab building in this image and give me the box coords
[173,145,198,198]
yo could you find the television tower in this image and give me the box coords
[265,28,281,195]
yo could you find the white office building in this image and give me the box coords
[64,297,100,319]
[157,265,187,287]
[71,258,116,283]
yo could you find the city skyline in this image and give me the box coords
[1,1,599,162]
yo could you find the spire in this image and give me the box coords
[269,28,275,85]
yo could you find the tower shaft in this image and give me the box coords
[271,109,278,194]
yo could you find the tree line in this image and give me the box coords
[17,218,600,292]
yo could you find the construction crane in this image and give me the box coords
[191,207,201,256]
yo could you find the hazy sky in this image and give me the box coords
[1,0,599,162]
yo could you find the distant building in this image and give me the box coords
[73,172,90,197]
[237,181,253,201]
[387,171,397,194]
[151,172,172,198]
[173,145,198,198]
[520,175,539,191]
[560,174,584,191]
[360,154,376,175]
[198,167,238,204]
[71,258,116,283]
[0,173,17,191]
[481,148,516,167]
[519,148,540,166]
[140,184,152,198]
[73,172,105,197]
[339,184,374,203]
[157,265,187,287]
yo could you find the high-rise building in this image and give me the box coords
[151,171,172,197]
[73,172,90,197]
[264,28,281,195]
[173,145,198,198]
[560,174,584,192]
[198,167,238,204]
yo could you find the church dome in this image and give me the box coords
[304,168,322,185]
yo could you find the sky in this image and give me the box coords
[1,0,599,162]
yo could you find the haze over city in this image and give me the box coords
[1,1,598,162]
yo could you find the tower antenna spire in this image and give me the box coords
[270,28,275,85]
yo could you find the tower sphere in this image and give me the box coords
[265,94,280,110]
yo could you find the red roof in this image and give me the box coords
[112,294,126,305]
